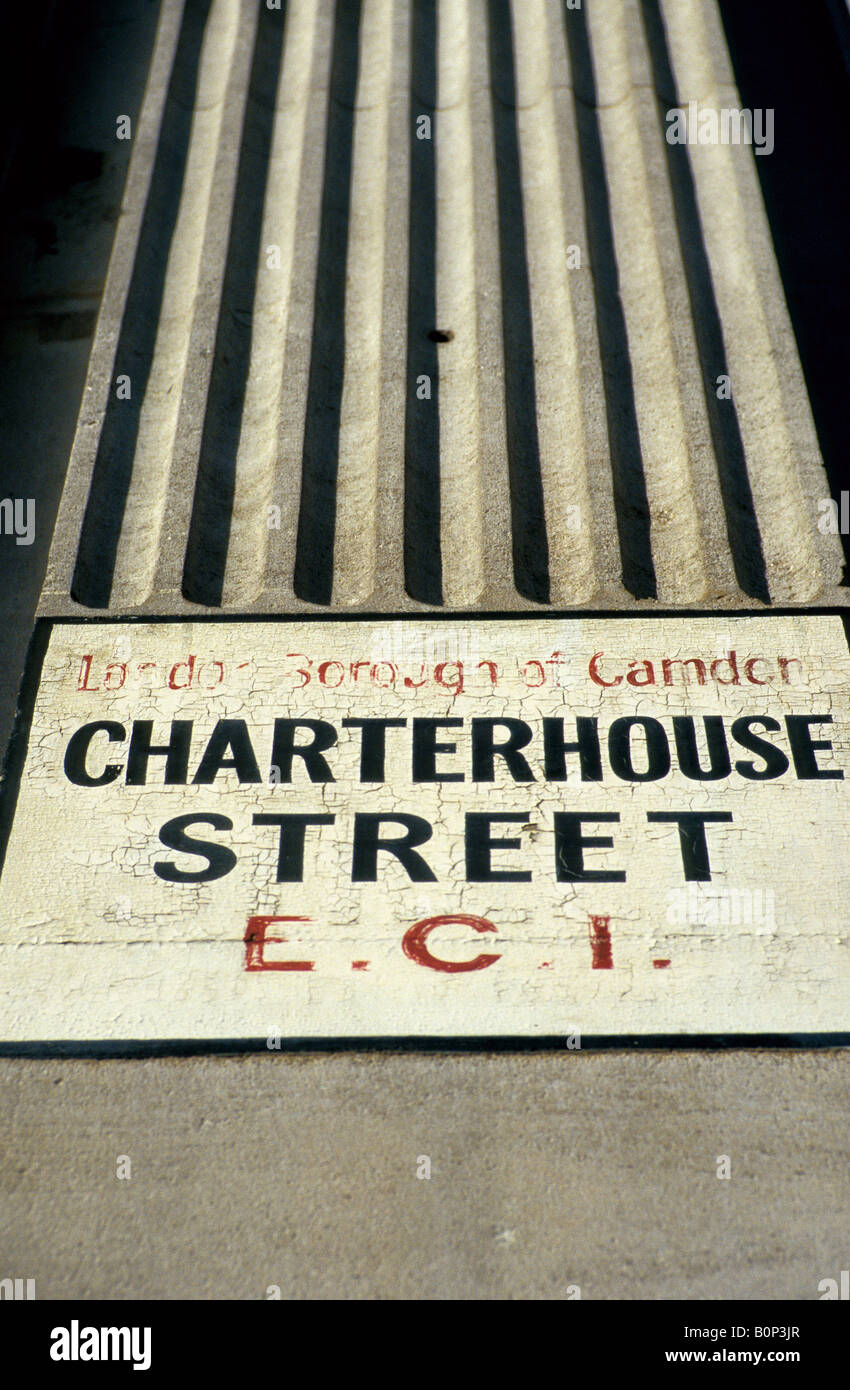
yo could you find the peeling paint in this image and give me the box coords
[0,615,848,1040]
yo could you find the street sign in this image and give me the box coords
[1,614,849,1042]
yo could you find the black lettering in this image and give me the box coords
[352,813,437,881]
[270,719,337,782]
[731,717,789,780]
[64,721,126,786]
[785,715,843,780]
[543,717,603,781]
[646,811,733,882]
[154,813,236,882]
[126,719,193,785]
[673,716,732,781]
[465,812,532,881]
[608,717,671,781]
[252,813,335,881]
[412,718,464,782]
[342,718,406,781]
[553,812,625,882]
[192,719,261,784]
[471,719,535,782]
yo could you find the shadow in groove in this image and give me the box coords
[488,0,550,604]
[293,0,362,605]
[404,0,442,605]
[562,4,657,600]
[182,3,287,606]
[70,0,212,609]
[641,0,770,603]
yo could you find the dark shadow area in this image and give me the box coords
[404,0,442,604]
[70,0,211,608]
[562,5,657,600]
[488,0,549,604]
[182,4,287,605]
[719,0,850,585]
[0,0,159,753]
[293,0,362,605]
[641,0,770,603]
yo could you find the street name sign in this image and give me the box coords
[1,613,848,1043]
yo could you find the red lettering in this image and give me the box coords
[104,662,127,691]
[778,657,801,684]
[244,916,314,972]
[285,654,312,688]
[626,659,655,687]
[318,660,345,687]
[197,660,224,688]
[545,651,566,686]
[661,658,706,685]
[589,652,621,687]
[744,657,771,685]
[77,654,97,692]
[371,661,397,688]
[168,655,196,689]
[402,914,501,974]
[435,661,464,694]
[710,651,740,685]
[403,664,428,689]
[588,914,613,969]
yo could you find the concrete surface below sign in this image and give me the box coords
[1,614,848,1041]
[1,1050,848,1300]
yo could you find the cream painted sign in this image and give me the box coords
[1,614,849,1042]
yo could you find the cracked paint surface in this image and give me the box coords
[0,615,848,1039]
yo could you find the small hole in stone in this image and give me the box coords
[427,328,454,342]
